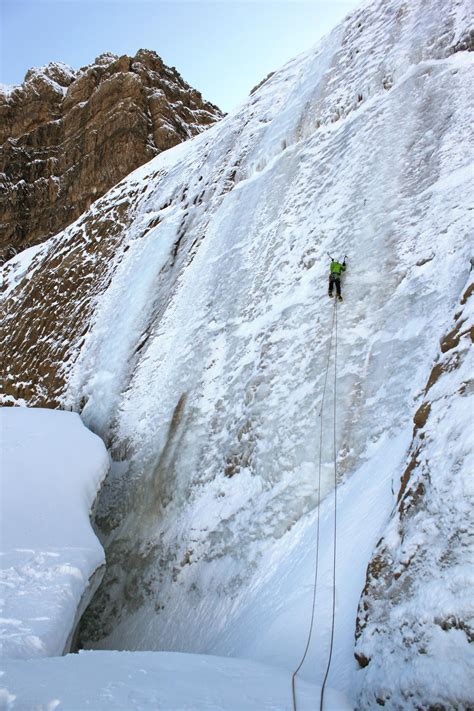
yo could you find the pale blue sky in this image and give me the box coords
[1,0,361,112]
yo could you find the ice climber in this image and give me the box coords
[328,256,347,301]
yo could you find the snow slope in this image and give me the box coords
[0,408,109,658]
[1,0,473,707]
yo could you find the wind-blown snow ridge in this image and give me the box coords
[1,0,473,707]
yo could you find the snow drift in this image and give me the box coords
[0,408,109,658]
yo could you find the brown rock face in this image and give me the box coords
[0,50,223,263]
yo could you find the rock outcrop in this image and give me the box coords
[0,50,223,263]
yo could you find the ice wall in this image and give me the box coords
[67,0,472,665]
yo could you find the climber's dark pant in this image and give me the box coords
[328,274,341,297]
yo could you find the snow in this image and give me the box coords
[0,83,18,98]
[24,62,77,91]
[0,408,109,658]
[1,0,473,707]
[1,651,351,711]
[0,411,353,708]
[355,279,474,708]
[207,429,411,688]
[1,243,47,301]
[66,4,471,669]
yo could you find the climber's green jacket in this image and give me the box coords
[330,260,346,275]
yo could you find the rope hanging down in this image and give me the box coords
[291,298,339,711]
[319,298,338,711]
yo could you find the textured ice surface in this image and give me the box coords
[65,0,473,673]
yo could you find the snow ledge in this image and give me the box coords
[0,407,110,659]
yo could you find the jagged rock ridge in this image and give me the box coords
[0,49,223,263]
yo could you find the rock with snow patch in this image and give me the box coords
[0,50,223,263]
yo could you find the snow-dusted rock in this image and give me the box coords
[0,50,223,263]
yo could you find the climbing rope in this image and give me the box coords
[291,298,339,711]
[319,298,338,710]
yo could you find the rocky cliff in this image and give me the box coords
[0,50,223,263]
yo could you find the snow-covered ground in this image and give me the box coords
[1,651,352,711]
[0,408,109,659]
[0,409,353,709]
